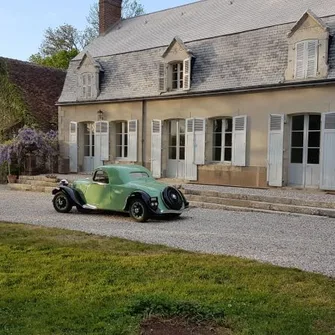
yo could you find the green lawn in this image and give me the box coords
[0,222,334,335]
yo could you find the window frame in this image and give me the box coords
[212,118,233,163]
[171,62,184,90]
[116,121,128,160]
[81,73,93,99]
[294,39,318,79]
[93,170,109,184]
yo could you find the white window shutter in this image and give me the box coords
[151,120,162,178]
[306,40,318,78]
[185,118,197,180]
[99,121,109,161]
[69,121,78,173]
[267,114,284,187]
[295,42,305,79]
[232,115,247,167]
[183,58,191,91]
[194,118,206,164]
[159,63,167,92]
[320,112,335,190]
[128,120,138,162]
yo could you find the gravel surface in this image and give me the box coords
[0,185,334,277]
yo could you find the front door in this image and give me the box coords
[167,120,185,179]
[83,123,95,173]
[289,114,321,188]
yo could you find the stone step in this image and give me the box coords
[18,179,58,187]
[8,183,55,194]
[19,175,58,183]
[187,195,335,218]
[183,188,335,210]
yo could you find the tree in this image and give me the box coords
[86,0,145,38]
[29,0,144,69]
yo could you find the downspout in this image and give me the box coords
[141,100,147,167]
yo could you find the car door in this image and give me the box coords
[85,170,112,209]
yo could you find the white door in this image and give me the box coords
[289,114,321,188]
[151,120,162,178]
[267,115,284,187]
[167,120,185,179]
[94,121,109,169]
[320,112,335,190]
[83,123,95,173]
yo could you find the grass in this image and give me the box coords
[0,222,334,335]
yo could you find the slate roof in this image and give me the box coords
[1,57,66,130]
[59,0,335,104]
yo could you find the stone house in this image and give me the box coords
[58,0,335,190]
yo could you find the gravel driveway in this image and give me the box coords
[0,185,334,277]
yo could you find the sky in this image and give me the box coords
[0,0,196,61]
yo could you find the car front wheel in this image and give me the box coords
[53,192,72,213]
[129,199,149,222]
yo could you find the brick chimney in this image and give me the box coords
[99,0,122,35]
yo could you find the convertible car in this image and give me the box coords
[52,165,189,222]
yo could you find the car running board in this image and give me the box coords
[83,204,97,210]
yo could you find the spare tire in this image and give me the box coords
[162,187,183,210]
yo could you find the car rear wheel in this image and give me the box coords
[129,199,149,222]
[53,192,72,213]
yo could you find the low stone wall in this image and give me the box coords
[197,165,267,188]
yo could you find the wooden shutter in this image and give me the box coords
[306,40,318,78]
[69,121,78,173]
[295,42,305,79]
[159,63,167,92]
[267,114,284,186]
[320,112,335,190]
[151,120,162,178]
[232,115,247,167]
[185,118,197,180]
[194,118,206,164]
[128,120,138,162]
[183,58,191,91]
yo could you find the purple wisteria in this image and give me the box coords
[0,127,58,174]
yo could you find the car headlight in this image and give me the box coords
[59,179,69,186]
[150,197,159,209]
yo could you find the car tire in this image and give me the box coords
[129,198,149,222]
[53,192,72,213]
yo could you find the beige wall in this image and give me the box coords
[59,85,335,187]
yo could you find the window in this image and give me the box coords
[81,73,93,98]
[212,118,232,162]
[171,63,184,90]
[168,120,185,160]
[116,122,128,159]
[129,172,150,180]
[93,170,109,183]
[295,40,318,79]
[84,123,95,157]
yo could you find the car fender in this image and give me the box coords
[124,191,151,211]
[52,186,86,207]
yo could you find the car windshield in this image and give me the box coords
[129,172,150,180]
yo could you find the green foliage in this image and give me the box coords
[0,223,334,335]
[29,49,79,70]
[0,59,30,140]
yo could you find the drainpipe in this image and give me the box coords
[141,100,147,167]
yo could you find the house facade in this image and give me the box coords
[58,0,335,189]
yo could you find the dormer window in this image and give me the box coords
[295,40,318,79]
[81,73,93,98]
[172,62,184,90]
[76,51,104,101]
[285,10,329,81]
[159,36,194,93]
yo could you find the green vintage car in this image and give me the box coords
[52,165,189,222]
